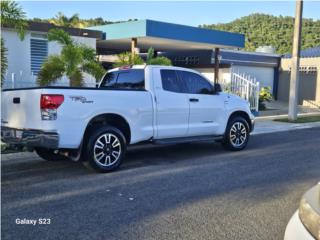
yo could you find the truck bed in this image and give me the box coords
[1,87,154,148]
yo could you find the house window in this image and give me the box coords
[173,56,200,66]
[30,38,48,75]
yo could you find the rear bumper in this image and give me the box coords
[1,127,59,149]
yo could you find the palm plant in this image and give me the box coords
[113,47,172,68]
[1,38,8,81]
[112,52,144,68]
[0,0,27,83]
[37,29,105,87]
[49,12,86,28]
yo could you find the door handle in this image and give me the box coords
[189,98,199,102]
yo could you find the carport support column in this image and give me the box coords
[214,48,220,85]
[131,38,137,63]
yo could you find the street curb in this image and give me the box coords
[256,112,320,121]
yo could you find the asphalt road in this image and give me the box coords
[1,128,320,240]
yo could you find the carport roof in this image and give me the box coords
[89,19,245,52]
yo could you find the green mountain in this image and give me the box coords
[200,13,320,54]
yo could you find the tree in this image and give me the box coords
[49,12,85,28]
[0,0,27,83]
[37,29,106,87]
[200,13,320,54]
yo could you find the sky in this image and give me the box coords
[20,1,320,26]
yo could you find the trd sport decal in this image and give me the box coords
[69,96,94,104]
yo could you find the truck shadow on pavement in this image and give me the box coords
[1,128,320,240]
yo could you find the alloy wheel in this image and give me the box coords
[229,122,247,147]
[93,133,121,167]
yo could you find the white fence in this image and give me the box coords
[221,71,260,112]
[2,72,97,89]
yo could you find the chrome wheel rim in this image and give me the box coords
[93,133,121,167]
[229,122,247,147]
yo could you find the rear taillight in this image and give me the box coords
[40,94,64,120]
[40,94,64,109]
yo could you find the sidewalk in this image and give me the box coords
[253,113,320,135]
[258,100,320,117]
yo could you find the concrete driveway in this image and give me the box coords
[1,128,320,240]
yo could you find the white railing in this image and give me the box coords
[2,72,97,89]
[221,71,260,112]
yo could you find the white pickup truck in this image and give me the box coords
[1,65,254,172]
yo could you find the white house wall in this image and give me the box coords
[2,28,97,87]
[231,65,274,91]
[2,29,32,83]
[193,68,231,83]
[194,66,274,92]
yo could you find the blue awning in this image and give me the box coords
[89,19,245,52]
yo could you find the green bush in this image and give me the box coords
[259,87,273,110]
[147,56,172,66]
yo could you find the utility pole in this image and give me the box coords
[288,0,303,121]
[214,48,220,85]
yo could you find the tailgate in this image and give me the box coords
[1,89,43,129]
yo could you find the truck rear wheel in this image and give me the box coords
[222,116,250,151]
[83,125,127,173]
[35,147,68,161]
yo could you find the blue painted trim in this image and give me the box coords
[88,19,245,48]
[218,50,279,67]
[145,20,244,48]
[283,46,320,58]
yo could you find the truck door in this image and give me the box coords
[153,68,189,139]
[177,70,225,136]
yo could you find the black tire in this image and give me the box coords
[35,147,68,161]
[222,116,250,151]
[83,125,127,173]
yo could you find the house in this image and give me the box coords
[90,20,280,97]
[1,21,103,88]
[279,46,320,108]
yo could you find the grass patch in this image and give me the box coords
[274,115,320,123]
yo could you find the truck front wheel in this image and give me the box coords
[83,126,127,173]
[222,117,250,151]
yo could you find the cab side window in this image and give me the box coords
[178,71,213,94]
[160,70,184,93]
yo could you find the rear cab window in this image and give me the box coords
[101,69,145,90]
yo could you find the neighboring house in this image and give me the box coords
[1,21,102,88]
[157,49,280,95]
[279,46,320,108]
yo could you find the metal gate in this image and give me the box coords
[221,71,260,112]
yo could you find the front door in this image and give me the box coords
[177,70,225,136]
[153,68,190,139]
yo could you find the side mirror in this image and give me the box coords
[214,83,222,93]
